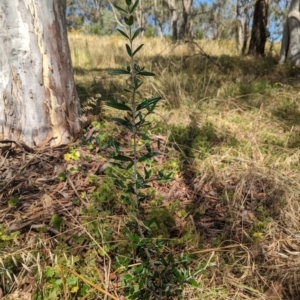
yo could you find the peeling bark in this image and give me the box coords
[279,0,300,66]
[0,0,81,148]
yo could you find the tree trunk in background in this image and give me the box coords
[241,11,251,54]
[235,0,248,53]
[235,19,244,52]
[179,0,193,40]
[168,0,178,40]
[135,0,146,38]
[153,0,164,38]
[0,0,81,148]
[248,0,270,56]
[279,0,300,66]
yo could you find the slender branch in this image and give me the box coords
[109,1,127,30]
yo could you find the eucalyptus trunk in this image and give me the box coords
[235,0,248,53]
[0,0,81,148]
[279,0,300,66]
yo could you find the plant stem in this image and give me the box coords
[129,24,139,211]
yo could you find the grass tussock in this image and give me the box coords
[1,33,300,299]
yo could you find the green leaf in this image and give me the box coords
[106,101,131,111]
[114,179,126,189]
[138,132,150,140]
[136,171,144,180]
[139,71,155,76]
[50,214,63,230]
[135,120,149,128]
[109,69,130,75]
[173,269,184,281]
[133,64,141,74]
[113,155,133,162]
[144,167,152,180]
[132,44,144,57]
[135,111,143,122]
[145,143,151,153]
[108,137,120,152]
[126,0,132,6]
[117,29,129,39]
[128,15,134,25]
[126,161,134,170]
[126,233,140,242]
[113,4,128,14]
[124,15,134,26]
[188,278,199,287]
[0,231,20,241]
[111,117,133,130]
[67,276,78,286]
[122,274,133,281]
[130,0,139,13]
[126,44,132,57]
[58,172,67,181]
[8,196,19,208]
[138,152,158,162]
[132,27,142,40]
[136,96,161,111]
[45,267,55,278]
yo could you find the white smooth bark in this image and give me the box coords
[0,0,81,148]
[279,0,300,66]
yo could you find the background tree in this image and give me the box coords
[135,0,150,38]
[152,0,169,38]
[179,0,194,39]
[207,0,235,40]
[248,0,270,56]
[64,0,291,42]
[66,0,85,29]
[166,0,179,40]
[279,0,300,66]
[191,2,210,39]
[269,0,291,41]
[0,0,81,148]
[67,0,119,35]
[235,0,254,54]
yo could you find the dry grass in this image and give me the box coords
[1,33,300,299]
[71,34,300,300]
